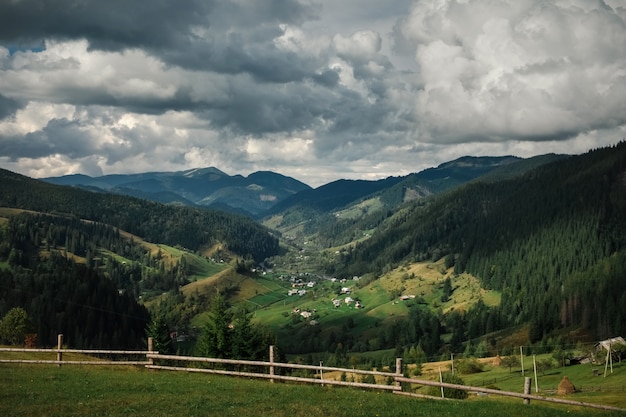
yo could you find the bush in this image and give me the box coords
[426,373,468,399]
[0,307,32,345]
[455,358,484,374]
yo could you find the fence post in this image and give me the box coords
[269,345,275,383]
[439,367,445,398]
[57,334,63,367]
[147,337,154,366]
[523,377,531,405]
[395,357,403,391]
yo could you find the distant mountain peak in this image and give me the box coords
[437,155,521,169]
[181,167,228,178]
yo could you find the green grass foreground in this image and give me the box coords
[1,364,624,417]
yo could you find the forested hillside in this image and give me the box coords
[1,145,624,355]
[265,155,559,249]
[340,143,626,341]
[0,170,282,348]
[0,169,279,262]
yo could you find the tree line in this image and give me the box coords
[0,253,149,349]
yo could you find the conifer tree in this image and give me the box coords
[146,315,173,354]
[196,293,232,358]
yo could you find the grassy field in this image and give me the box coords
[236,259,501,350]
[0,363,623,417]
[413,354,626,410]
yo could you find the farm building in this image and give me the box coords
[592,336,626,363]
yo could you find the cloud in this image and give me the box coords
[0,0,321,82]
[0,0,624,187]
[0,94,22,119]
[393,0,626,144]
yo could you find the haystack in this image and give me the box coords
[557,376,575,395]
[492,355,502,366]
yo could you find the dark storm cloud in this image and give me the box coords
[198,76,335,134]
[0,118,96,160]
[0,0,320,82]
[0,0,624,186]
[0,94,23,119]
[0,0,210,50]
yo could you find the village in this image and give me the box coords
[278,272,368,325]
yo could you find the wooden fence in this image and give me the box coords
[0,334,151,366]
[1,335,624,413]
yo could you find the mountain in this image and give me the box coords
[0,168,287,348]
[339,142,626,341]
[43,168,312,218]
[0,169,280,262]
[264,155,557,247]
[2,145,625,356]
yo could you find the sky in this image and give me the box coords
[0,0,625,187]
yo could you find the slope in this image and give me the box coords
[340,142,626,341]
[0,168,280,262]
[43,167,311,218]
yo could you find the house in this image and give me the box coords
[341,287,351,294]
[344,297,354,305]
[300,311,312,319]
[592,336,626,363]
[595,336,626,351]
[332,299,342,308]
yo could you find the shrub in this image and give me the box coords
[455,358,484,374]
[426,373,468,399]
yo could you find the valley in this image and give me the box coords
[1,144,625,371]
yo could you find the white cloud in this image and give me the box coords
[395,0,626,144]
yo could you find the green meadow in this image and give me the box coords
[0,363,622,417]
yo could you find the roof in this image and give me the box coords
[596,336,626,351]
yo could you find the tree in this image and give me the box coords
[500,355,519,373]
[441,277,453,302]
[196,293,232,358]
[230,308,266,360]
[536,358,555,375]
[0,307,31,345]
[146,315,173,354]
[475,340,489,358]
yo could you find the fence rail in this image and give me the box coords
[145,352,402,391]
[1,335,624,413]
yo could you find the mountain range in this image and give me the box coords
[43,167,311,218]
[42,155,549,219]
[2,144,625,356]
